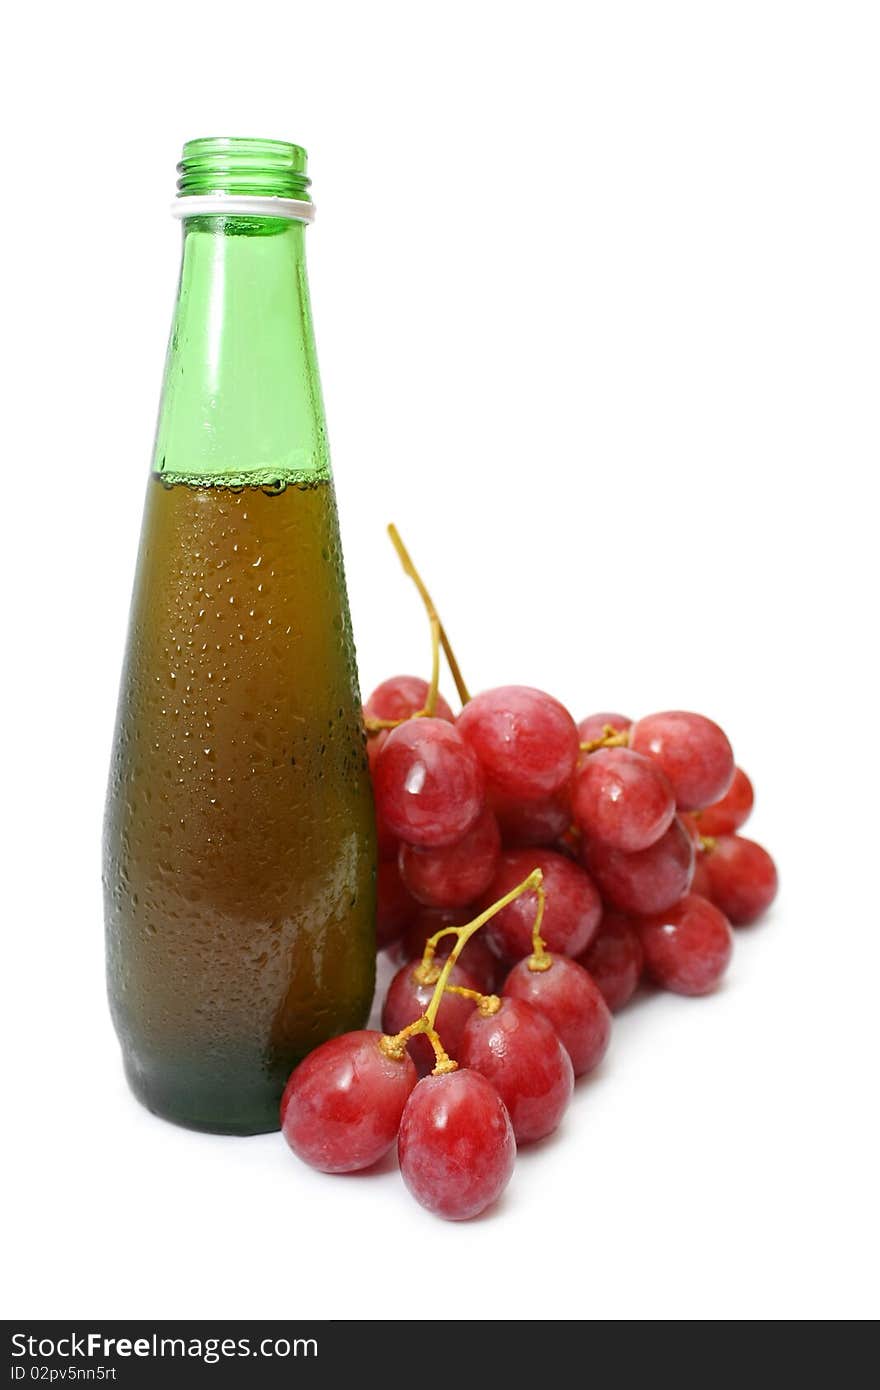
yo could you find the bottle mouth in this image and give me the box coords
[176,137,311,200]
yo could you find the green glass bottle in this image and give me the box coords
[104,138,376,1135]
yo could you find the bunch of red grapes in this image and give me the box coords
[280,670,778,1222]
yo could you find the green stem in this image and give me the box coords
[527,884,552,972]
[387,523,471,706]
[422,868,543,1032]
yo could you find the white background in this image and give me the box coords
[3,0,878,1322]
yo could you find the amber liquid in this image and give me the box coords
[104,477,376,1133]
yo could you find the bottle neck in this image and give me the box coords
[152,216,328,489]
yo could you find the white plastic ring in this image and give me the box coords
[171,195,315,223]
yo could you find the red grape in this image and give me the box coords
[630,711,735,811]
[460,996,574,1144]
[639,894,734,996]
[366,733,398,860]
[690,849,712,898]
[280,1030,417,1173]
[678,812,703,849]
[364,675,454,725]
[375,816,398,863]
[381,960,480,1075]
[490,788,572,848]
[398,1070,516,1220]
[457,685,579,800]
[376,857,416,950]
[365,728,387,768]
[583,816,695,915]
[399,807,501,908]
[577,712,632,744]
[478,847,602,960]
[392,908,498,992]
[503,954,611,1077]
[699,835,778,924]
[572,746,675,852]
[697,768,754,836]
[555,823,584,859]
[372,718,485,848]
[578,911,644,1011]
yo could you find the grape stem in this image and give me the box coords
[526,884,552,973]
[380,868,544,1073]
[446,984,502,1016]
[363,611,440,731]
[579,724,630,754]
[387,523,472,708]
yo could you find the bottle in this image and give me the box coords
[103,138,376,1135]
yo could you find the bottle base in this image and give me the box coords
[122,1055,282,1137]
